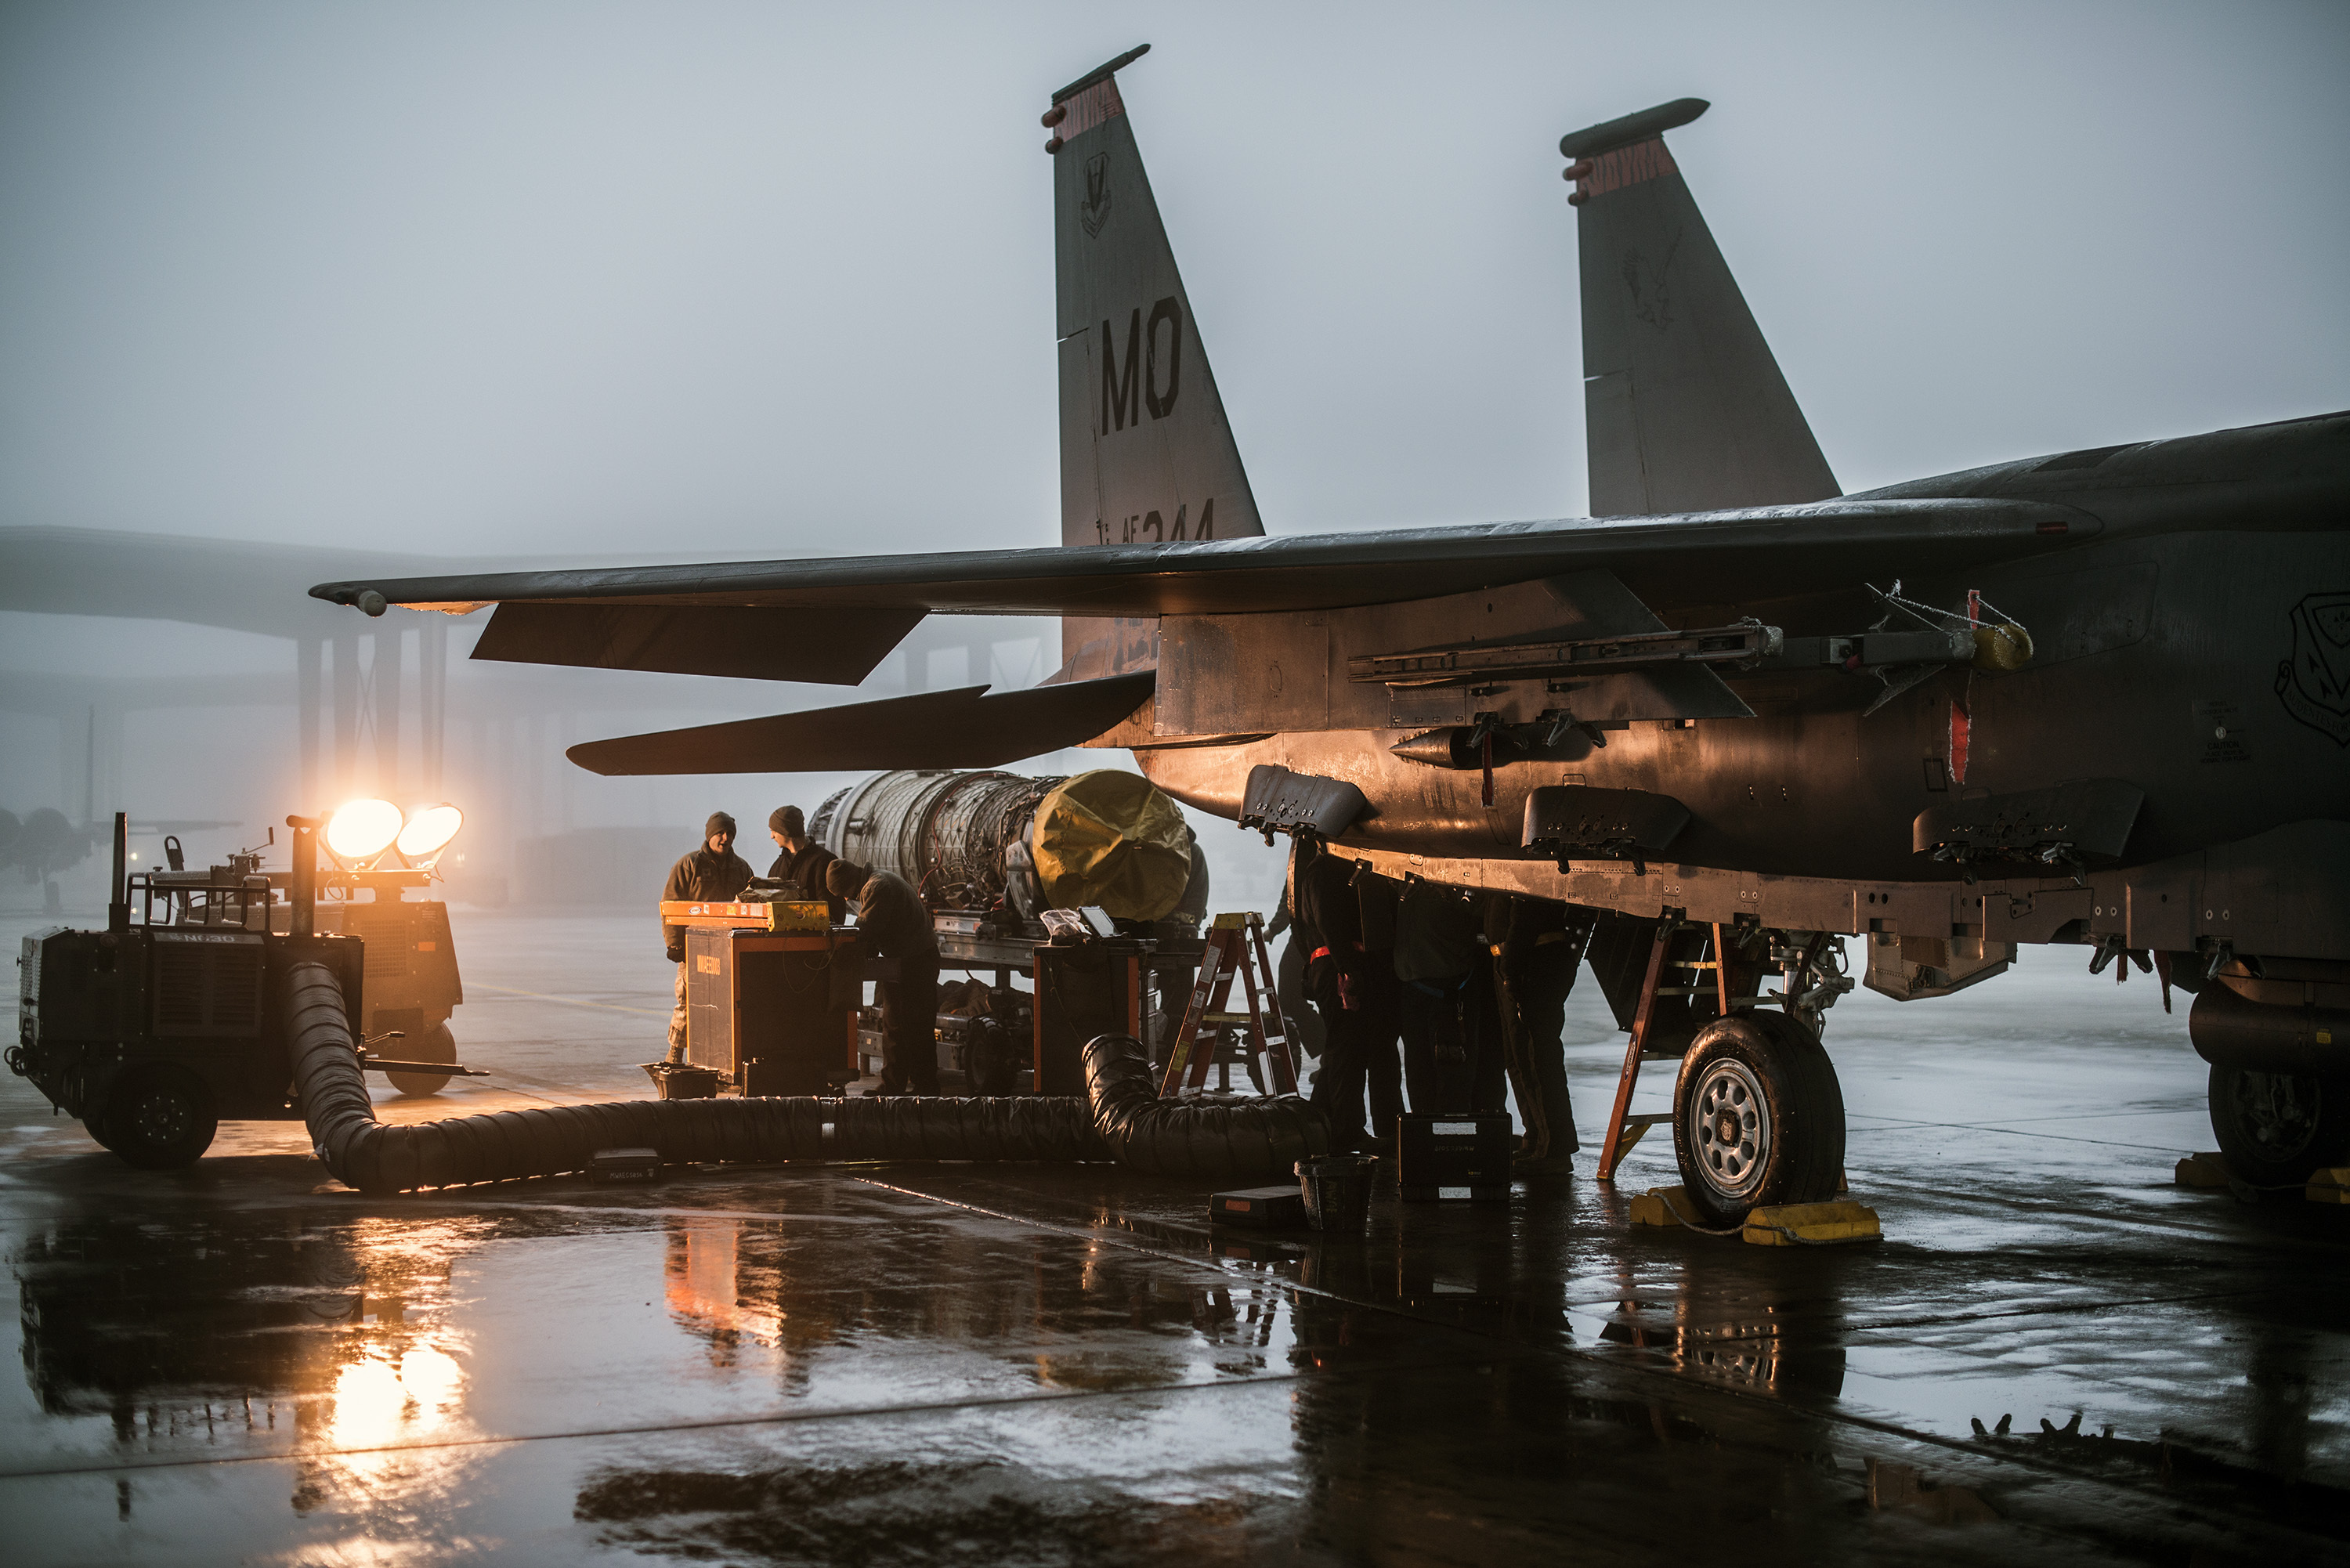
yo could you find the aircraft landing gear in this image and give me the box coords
[1672,1010,1846,1227]
[2208,1065,2350,1191]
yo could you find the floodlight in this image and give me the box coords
[396,804,464,864]
[326,799,404,863]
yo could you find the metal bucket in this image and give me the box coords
[1295,1155,1379,1235]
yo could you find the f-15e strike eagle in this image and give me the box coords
[318,45,2350,1221]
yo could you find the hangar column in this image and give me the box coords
[297,634,321,809]
[332,629,360,804]
[421,617,446,793]
[376,627,404,799]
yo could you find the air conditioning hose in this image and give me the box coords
[284,962,1326,1195]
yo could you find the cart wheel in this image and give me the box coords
[82,1108,121,1152]
[1672,1010,1846,1227]
[2209,1066,2350,1192]
[106,1066,218,1169]
[388,1019,457,1097]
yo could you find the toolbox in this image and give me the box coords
[682,926,862,1095]
[1209,1184,1308,1229]
[1397,1112,1513,1201]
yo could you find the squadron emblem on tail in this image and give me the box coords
[1081,153,1113,236]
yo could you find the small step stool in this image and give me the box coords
[1595,921,1772,1183]
[1159,912,1299,1097]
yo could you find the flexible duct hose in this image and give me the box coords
[284,962,1326,1195]
[1080,1031,1330,1182]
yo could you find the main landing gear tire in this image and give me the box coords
[1673,1010,1846,1228]
[387,1019,457,1097]
[2208,1065,2350,1192]
[104,1065,219,1169]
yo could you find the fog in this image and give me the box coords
[3,1,2345,912]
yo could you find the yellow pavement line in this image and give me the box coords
[465,982,666,1017]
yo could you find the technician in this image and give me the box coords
[766,805,843,920]
[1392,877,1506,1115]
[1488,897,1594,1175]
[661,813,754,1064]
[826,859,942,1096]
[1296,835,1376,1151]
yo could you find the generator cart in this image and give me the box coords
[9,814,486,1169]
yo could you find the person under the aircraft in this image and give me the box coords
[766,805,844,921]
[826,859,942,1096]
[1393,878,1507,1117]
[1488,897,1594,1175]
[1348,861,1408,1147]
[1296,834,1377,1151]
[661,813,754,1064]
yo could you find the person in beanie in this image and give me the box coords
[826,858,940,1095]
[766,804,842,920]
[661,813,754,1063]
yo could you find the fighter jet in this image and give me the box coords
[316,45,2350,1221]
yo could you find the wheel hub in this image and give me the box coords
[128,1086,191,1144]
[2232,1071,2320,1162]
[1690,1059,1773,1201]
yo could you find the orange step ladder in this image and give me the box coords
[1594,921,1770,1181]
[1159,912,1299,1097]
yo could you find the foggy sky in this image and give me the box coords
[3,1,2346,895]
[7,0,2345,561]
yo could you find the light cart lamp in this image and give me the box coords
[324,798,404,869]
[395,804,464,868]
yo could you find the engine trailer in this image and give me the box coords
[9,813,484,1169]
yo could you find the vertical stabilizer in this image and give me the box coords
[1563,99,1838,516]
[1046,46,1260,676]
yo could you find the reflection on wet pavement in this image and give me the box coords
[2,913,2345,1563]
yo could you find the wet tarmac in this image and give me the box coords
[4,904,2345,1564]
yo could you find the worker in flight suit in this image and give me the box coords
[1488,895,1596,1175]
[826,859,942,1096]
[1296,834,1379,1151]
[1347,861,1408,1148]
[662,812,754,1064]
[766,805,844,921]
[1393,877,1506,1115]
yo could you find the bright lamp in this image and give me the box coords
[396,804,464,864]
[325,798,404,863]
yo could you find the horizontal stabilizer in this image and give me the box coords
[475,602,924,685]
[566,672,1155,776]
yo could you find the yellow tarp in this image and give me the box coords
[1032,770,1192,920]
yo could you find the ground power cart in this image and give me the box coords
[9,814,480,1168]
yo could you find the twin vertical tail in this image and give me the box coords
[1562,99,1839,516]
[1045,45,1261,678]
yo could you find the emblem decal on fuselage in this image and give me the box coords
[2276,591,2350,746]
[1081,154,1113,237]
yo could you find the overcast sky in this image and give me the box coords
[5,0,2345,563]
[2,1,2346,892]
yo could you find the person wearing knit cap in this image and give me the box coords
[766,804,843,920]
[659,813,753,1063]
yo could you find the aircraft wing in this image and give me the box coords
[312,497,2095,685]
